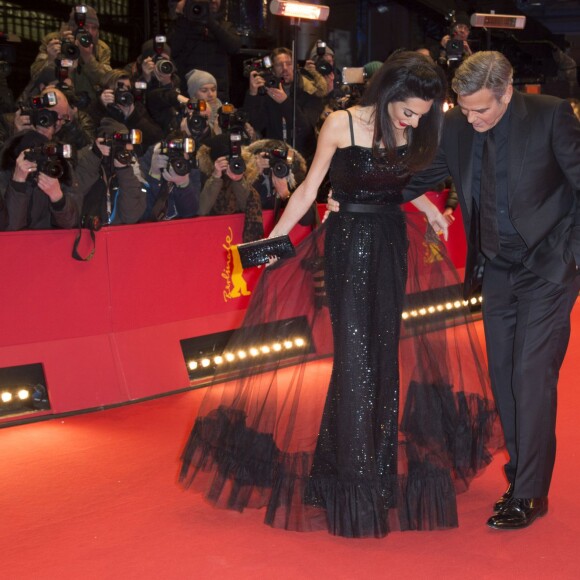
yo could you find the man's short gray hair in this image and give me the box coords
[452,51,513,101]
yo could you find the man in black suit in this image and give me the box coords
[405,51,580,529]
[329,50,579,528]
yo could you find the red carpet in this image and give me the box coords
[1,306,579,579]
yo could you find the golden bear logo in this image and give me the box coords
[222,227,251,302]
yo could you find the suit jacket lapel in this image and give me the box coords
[458,119,475,218]
[508,91,530,201]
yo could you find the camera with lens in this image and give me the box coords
[133,81,147,103]
[180,98,208,135]
[73,5,94,48]
[183,0,210,22]
[24,142,73,180]
[55,57,74,85]
[444,38,464,63]
[160,137,195,176]
[227,133,245,175]
[152,35,176,76]
[20,92,59,128]
[217,103,248,133]
[101,129,142,166]
[59,37,80,61]
[314,40,333,76]
[114,82,135,107]
[243,56,280,95]
[265,146,294,179]
[81,214,102,231]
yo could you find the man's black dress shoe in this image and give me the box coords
[493,483,514,512]
[487,497,548,530]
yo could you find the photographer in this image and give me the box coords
[168,0,242,102]
[308,40,343,96]
[244,138,306,211]
[243,47,325,164]
[438,13,473,69]
[140,131,201,220]
[86,69,163,154]
[30,5,112,103]
[0,130,80,230]
[75,118,146,226]
[197,133,263,242]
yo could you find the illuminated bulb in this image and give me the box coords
[272,343,282,351]
[428,306,435,313]
[419,308,427,316]
[201,358,211,367]
[436,304,444,312]
[402,312,409,320]
[1,392,12,403]
[18,389,30,400]
[294,338,305,347]
[261,345,271,354]
[453,300,462,308]
[188,360,198,370]
[411,310,418,317]
[237,350,247,359]
[214,356,224,365]
[284,340,293,349]
[250,347,259,357]
[470,297,478,305]
[445,302,453,310]
[225,353,235,362]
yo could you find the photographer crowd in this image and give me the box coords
[0,2,521,235]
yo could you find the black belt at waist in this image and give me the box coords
[340,202,399,214]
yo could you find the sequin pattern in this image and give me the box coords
[304,145,411,537]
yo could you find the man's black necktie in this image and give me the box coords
[479,130,500,260]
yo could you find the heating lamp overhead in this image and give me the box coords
[470,13,526,30]
[270,0,330,21]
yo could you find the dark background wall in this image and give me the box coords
[1,0,579,105]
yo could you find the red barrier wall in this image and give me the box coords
[0,200,466,421]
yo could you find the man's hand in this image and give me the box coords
[272,175,290,200]
[212,156,228,178]
[248,71,265,97]
[46,37,62,63]
[14,110,32,133]
[140,57,155,83]
[95,137,111,158]
[13,150,36,183]
[37,173,64,203]
[150,143,168,177]
[266,84,288,104]
[255,152,270,174]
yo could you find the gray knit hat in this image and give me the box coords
[186,69,217,99]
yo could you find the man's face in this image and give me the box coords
[456,86,513,133]
[273,53,293,85]
[452,24,470,41]
[35,89,70,139]
[83,23,99,43]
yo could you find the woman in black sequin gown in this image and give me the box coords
[180,52,501,538]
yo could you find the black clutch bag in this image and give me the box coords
[233,235,296,269]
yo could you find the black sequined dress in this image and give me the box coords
[180,112,502,538]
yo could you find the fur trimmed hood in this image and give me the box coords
[196,137,308,190]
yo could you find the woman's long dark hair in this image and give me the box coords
[360,51,447,173]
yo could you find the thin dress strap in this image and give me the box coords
[346,110,355,146]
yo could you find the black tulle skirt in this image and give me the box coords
[180,211,503,538]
